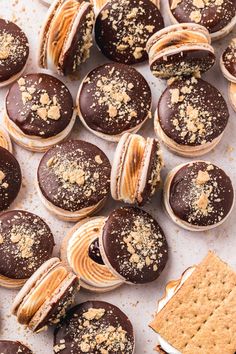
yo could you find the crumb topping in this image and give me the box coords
[97,0,163,63]
[161,77,228,146]
[17,77,61,122]
[0,30,28,64]
[54,307,133,353]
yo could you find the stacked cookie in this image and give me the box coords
[221,38,236,112]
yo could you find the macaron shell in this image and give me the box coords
[0,340,33,354]
[229,82,236,112]
[0,125,12,152]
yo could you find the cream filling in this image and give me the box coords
[3,111,76,152]
[164,162,235,231]
[156,267,195,353]
[154,113,223,157]
[37,183,106,222]
[0,125,13,152]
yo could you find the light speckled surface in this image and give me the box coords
[0,1,235,353]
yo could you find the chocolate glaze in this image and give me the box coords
[0,19,29,83]
[222,40,236,78]
[6,73,74,138]
[60,4,94,75]
[102,207,168,284]
[0,340,32,354]
[169,162,234,227]
[88,238,104,265]
[79,63,151,136]
[54,301,135,354]
[0,210,54,279]
[38,140,111,212]
[34,276,79,332]
[0,146,21,211]
[169,0,236,34]
[151,49,215,78]
[158,78,229,146]
[95,0,164,64]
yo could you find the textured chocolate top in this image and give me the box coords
[0,210,54,279]
[169,162,234,227]
[222,38,236,78]
[6,73,74,138]
[95,0,164,64]
[102,207,168,284]
[0,146,21,211]
[54,301,135,354]
[169,0,236,34]
[0,19,29,83]
[158,77,229,146]
[151,48,215,79]
[79,63,152,136]
[0,341,32,354]
[38,140,111,212]
[60,4,94,75]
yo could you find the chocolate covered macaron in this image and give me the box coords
[168,0,236,41]
[37,140,111,222]
[0,146,21,212]
[77,63,152,141]
[38,0,95,76]
[0,125,12,152]
[100,207,168,284]
[111,133,163,205]
[54,301,135,353]
[12,257,79,332]
[0,341,32,354]
[221,38,236,83]
[61,217,123,292]
[95,0,164,65]
[4,73,75,152]
[147,23,215,79]
[0,19,29,87]
[0,210,54,288]
[155,77,229,157]
[164,161,234,231]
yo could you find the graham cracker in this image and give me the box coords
[150,252,236,354]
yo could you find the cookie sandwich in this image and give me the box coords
[37,140,111,222]
[0,341,33,354]
[111,133,163,205]
[164,161,234,231]
[0,125,12,152]
[221,38,236,83]
[155,77,229,156]
[38,0,95,76]
[100,207,168,284]
[0,146,21,212]
[168,0,236,41]
[150,252,236,354]
[95,0,164,64]
[4,73,76,152]
[0,19,29,87]
[147,23,215,79]
[61,217,123,293]
[12,257,79,332]
[54,301,135,354]
[0,210,54,289]
[77,63,152,142]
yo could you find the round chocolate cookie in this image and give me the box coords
[0,210,54,288]
[155,77,229,156]
[221,38,236,83]
[0,340,32,354]
[164,161,234,231]
[77,63,152,141]
[0,19,29,87]
[168,0,236,40]
[95,0,164,64]
[5,73,75,152]
[100,207,168,284]
[54,301,135,354]
[0,146,21,212]
[37,140,111,222]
